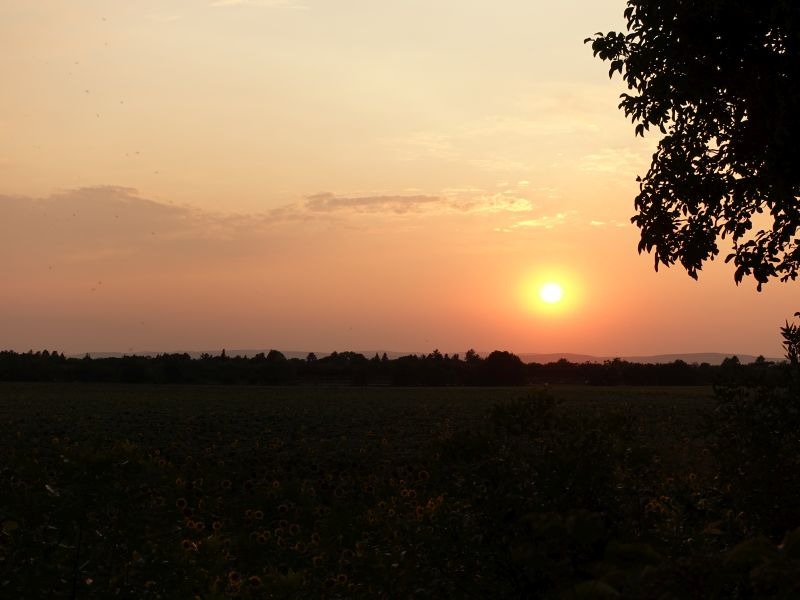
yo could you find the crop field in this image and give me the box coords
[3,382,793,598]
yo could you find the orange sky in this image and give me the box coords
[2,1,797,357]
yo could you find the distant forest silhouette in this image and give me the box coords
[0,349,789,387]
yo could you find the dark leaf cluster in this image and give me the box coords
[587,1,800,288]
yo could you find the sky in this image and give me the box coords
[1,0,797,358]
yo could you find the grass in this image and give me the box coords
[0,383,737,598]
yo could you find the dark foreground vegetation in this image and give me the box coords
[2,380,800,598]
[0,349,788,387]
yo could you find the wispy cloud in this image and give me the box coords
[589,219,626,228]
[386,82,626,153]
[0,185,572,275]
[384,132,457,161]
[210,0,306,8]
[303,188,539,217]
[146,14,183,23]
[579,148,649,175]
[495,211,577,232]
[467,157,534,173]
[447,191,534,214]
[305,193,441,215]
[0,187,270,268]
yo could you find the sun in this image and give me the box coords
[519,272,577,314]
[539,282,563,304]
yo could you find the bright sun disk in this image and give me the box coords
[539,282,563,304]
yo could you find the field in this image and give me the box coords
[2,382,795,598]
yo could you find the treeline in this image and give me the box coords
[0,349,788,386]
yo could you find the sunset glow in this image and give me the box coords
[0,0,797,358]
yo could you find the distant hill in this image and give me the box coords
[516,352,781,365]
[71,349,781,365]
[72,349,406,360]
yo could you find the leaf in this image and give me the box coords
[568,512,605,546]
[703,521,724,535]
[778,528,800,559]
[560,580,621,599]
[604,541,662,571]
[726,536,778,566]
[1,520,19,533]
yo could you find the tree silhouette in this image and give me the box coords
[266,349,287,363]
[782,313,800,366]
[482,351,527,386]
[587,1,800,289]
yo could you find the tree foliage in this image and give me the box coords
[587,1,800,289]
[781,312,800,365]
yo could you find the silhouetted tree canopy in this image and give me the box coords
[588,1,800,289]
[0,348,790,387]
[482,351,527,386]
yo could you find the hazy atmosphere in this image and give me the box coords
[2,0,795,357]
